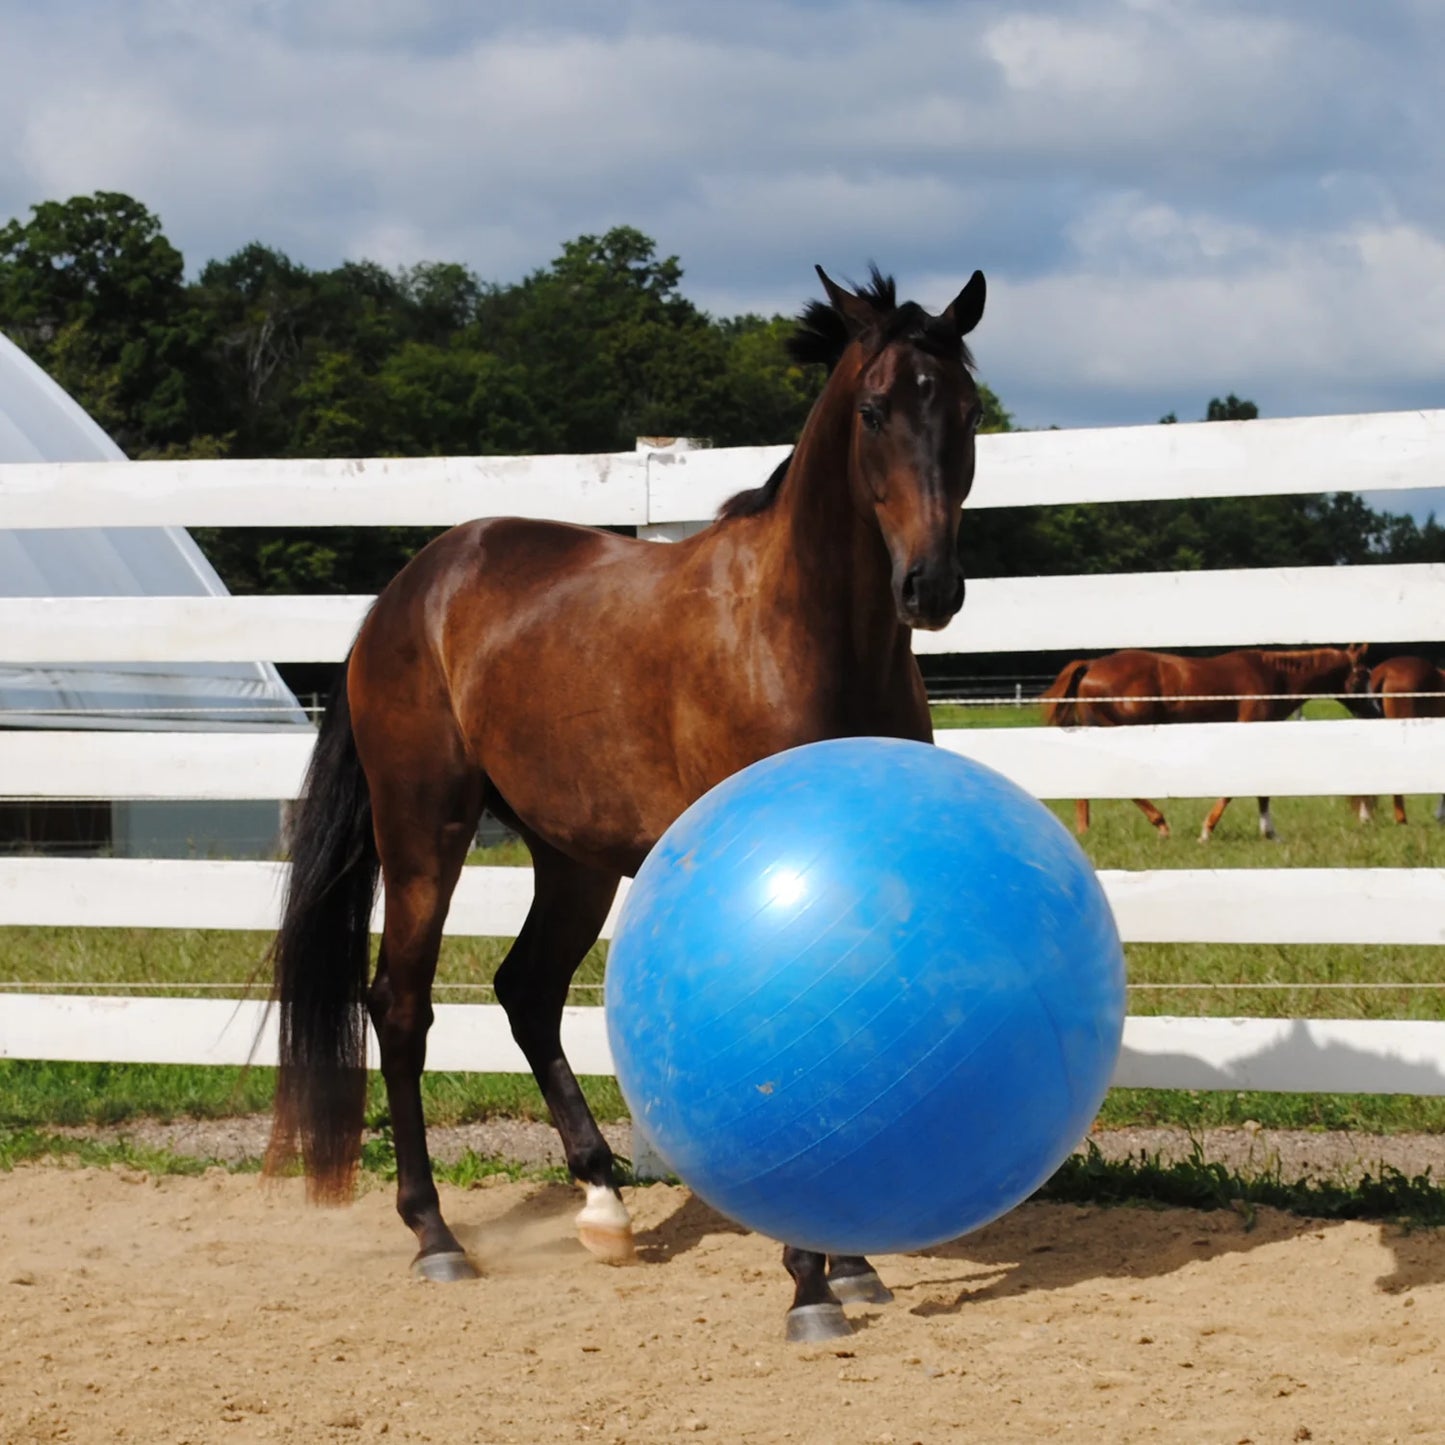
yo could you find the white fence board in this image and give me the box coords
[648,412,1445,519]
[1101,868,1445,945]
[913,563,1445,654]
[0,452,650,529]
[0,730,316,799]
[0,595,373,664]
[3,858,1445,945]
[938,716,1445,799]
[4,564,1440,662]
[5,996,1443,1095]
[0,996,612,1074]
[2,718,1441,801]
[5,410,1441,530]
[1114,1017,1445,1095]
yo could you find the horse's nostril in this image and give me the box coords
[901,566,924,609]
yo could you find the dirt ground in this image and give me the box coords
[2,1159,1443,1445]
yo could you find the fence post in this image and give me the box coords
[637,437,710,543]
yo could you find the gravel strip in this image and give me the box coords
[41,1114,1445,1185]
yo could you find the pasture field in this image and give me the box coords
[3,703,1443,1138]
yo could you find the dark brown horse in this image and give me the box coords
[264,264,987,1342]
[1344,654,1445,825]
[1041,644,1367,841]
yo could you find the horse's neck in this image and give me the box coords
[765,370,907,665]
[1262,649,1350,694]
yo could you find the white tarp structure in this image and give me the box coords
[0,330,308,857]
[0,329,307,731]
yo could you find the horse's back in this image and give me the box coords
[347,513,924,873]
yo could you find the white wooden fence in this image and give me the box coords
[3,414,1445,1096]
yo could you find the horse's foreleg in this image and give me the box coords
[1395,795,1410,825]
[1434,794,1445,824]
[1132,798,1170,839]
[1074,799,1090,834]
[1199,797,1232,842]
[368,797,480,1282]
[783,1246,853,1341]
[493,842,630,1263]
[1257,796,1279,840]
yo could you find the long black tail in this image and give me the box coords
[265,663,380,1202]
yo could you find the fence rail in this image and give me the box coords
[1,857,1443,945]
[3,409,1443,529]
[4,996,1444,1097]
[3,563,1443,660]
[3,407,1444,1094]
[2,718,1440,801]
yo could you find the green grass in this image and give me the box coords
[1039,1139,1445,1227]
[3,707,1443,1142]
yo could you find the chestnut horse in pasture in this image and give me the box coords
[1344,654,1445,825]
[264,264,988,1342]
[1041,644,1367,841]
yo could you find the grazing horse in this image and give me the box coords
[264,264,988,1342]
[1041,644,1367,841]
[1343,654,1445,825]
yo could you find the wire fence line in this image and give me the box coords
[2,691,1440,719]
[933,694,1439,708]
[5,980,1445,996]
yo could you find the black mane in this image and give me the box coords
[717,267,972,521]
[715,453,792,521]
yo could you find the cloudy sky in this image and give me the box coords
[2,0,1442,456]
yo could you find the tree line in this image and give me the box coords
[2,191,1440,604]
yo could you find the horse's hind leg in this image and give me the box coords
[1074,799,1090,834]
[826,1253,894,1304]
[367,761,482,1281]
[492,838,630,1262]
[1132,798,1170,839]
[1395,794,1409,825]
[1434,794,1445,824]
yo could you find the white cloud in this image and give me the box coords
[0,0,1441,434]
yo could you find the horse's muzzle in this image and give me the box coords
[898,561,965,631]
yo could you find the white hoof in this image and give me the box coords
[577,1183,636,1264]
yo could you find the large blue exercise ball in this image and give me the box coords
[605,737,1125,1256]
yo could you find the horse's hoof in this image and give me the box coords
[827,1270,894,1305]
[578,1219,637,1264]
[785,1302,853,1343]
[577,1184,636,1265]
[411,1249,479,1283]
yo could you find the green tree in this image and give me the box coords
[0,191,204,452]
[477,227,729,452]
[1206,393,1259,422]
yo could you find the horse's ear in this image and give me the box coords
[1347,642,1369,663]
[943,270,986,339]
[815,265,876,338]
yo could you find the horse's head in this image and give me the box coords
[1342,644,1380,717]
[813,266,987,630]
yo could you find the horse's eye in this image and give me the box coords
[859,402,884,434]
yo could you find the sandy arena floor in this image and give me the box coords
[1,1163,1442,1444]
